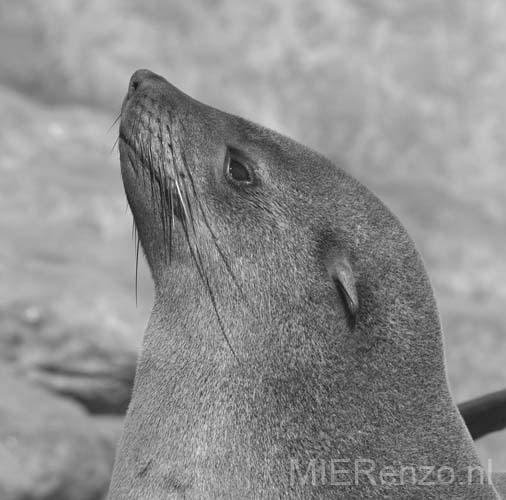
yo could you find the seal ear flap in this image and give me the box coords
[324,250,359,325]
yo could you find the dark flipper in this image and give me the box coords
[459,389,506,440]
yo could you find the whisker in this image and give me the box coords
[135,228,141,307]
[169,179,174,264]
[179,148,246,302]
[163,119,238,360]
[108,112,122,133]
[156,126,172,262]
[179,205,239,362]
[110,135,120,154]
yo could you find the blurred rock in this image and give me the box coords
[0,366,121,500]
[92,415,125,465]
[0,302,137,414]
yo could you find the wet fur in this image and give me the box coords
[108,70,502,499]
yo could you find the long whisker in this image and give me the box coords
[108,112,122,133]
[163,119,238,361]
[126,147,142,306]
[157,128,172,262]
[169,177,174,265]
[135,229,141,307]
[175,120,244,290]
[178,203,239,361]
[179,147,247,302]
[111,135,120,154]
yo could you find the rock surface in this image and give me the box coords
[0,366,123,500]
[0,302,136,414]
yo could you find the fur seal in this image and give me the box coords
[108,69,502,499]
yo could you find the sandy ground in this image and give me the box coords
[1,0,505,468]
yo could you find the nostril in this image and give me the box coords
[126,69,154,102]
[123,69,166,109]
[129,71,148,94]
[128,69,162,94]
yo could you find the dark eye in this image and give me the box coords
[229,158,250,182]
[224,148,254,185]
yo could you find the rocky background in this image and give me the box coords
[1,1,505,498]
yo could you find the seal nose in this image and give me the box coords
[125,69,165,101]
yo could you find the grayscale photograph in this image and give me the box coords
[1,1,505,499]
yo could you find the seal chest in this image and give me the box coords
[108,69,501,499]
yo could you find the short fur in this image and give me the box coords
[108,69,501,499]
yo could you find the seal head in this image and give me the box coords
[109,70,500,499]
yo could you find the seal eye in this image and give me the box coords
[229,158,250,182]
[225,148,254,186]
